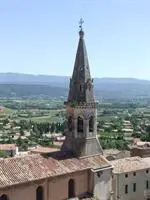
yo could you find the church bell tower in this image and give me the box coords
[61,19,103,157]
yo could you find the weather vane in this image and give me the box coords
[79,18,84,30]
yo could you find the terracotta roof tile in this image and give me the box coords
[30,146,58,153]
[0,153,110,188]
[81,155,111,170]
[110,157,149,174]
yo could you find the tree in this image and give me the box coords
[3,118,9,125]
[0,124,3,130]
[0,151,7,158]
[50,123,55,133]
[140,134,147,141]
[20,130,24,136]
[146,126,150,134]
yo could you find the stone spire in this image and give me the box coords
[62,20,103,157]
[67,19,95,104]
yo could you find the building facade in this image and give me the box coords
[111,157,150,200]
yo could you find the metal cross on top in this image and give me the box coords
[79,18,84,30]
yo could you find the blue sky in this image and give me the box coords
[0,0,150,79]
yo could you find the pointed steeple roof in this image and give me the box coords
[67,20,95,104]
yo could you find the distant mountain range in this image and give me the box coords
[0,73,150,86]
[0,73,150,100]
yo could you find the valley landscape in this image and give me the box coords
[1,1,150,199]
[0,73,150,153]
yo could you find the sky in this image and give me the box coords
[0,0,150,79]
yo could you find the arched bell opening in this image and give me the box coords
[77,116,83,132]
[89,116,94,132]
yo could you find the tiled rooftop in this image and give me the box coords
[0,152,110,188]
[30,146,59,154]
[103,149,120,156]
[130,141,150,149]
[143,157,150,165]
[110,157,149,174]
[81,154,111,170]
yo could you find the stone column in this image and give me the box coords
[73,118,78,138]
[84,118,89,137]
[93,117,97,136]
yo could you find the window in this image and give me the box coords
[0,194,8,200]
[133,172,136,176]
[146,180,149,189]
[125,173,128,178]
[97,171,103,178]
[68,179,75,198]
[125,185,128,194]
[77,116,83,133]
[133,183,136,192]
[36,186,43,200]
[89,116,94,132]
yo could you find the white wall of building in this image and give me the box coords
[93,168,113,200]
[112,169,150,200]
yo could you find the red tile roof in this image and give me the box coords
[0,153,110,188]
[110,157,149,173]
[81,155,111,170]
[30,146,59,154]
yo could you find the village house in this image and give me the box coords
[0,144,18,157]
[103,149,130,161]
[130,141,150,158]
[111,157,150,200]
